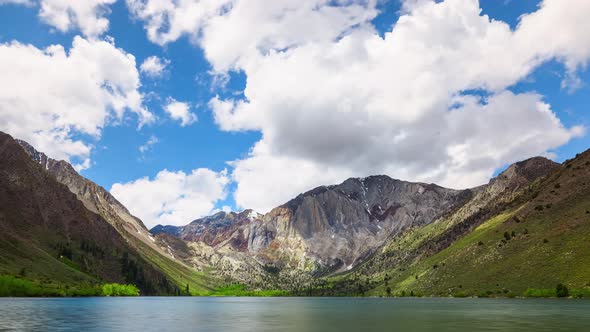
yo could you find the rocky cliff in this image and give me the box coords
[153,176,474,274]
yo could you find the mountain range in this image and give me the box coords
[1,130,589,297]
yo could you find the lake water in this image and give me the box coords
[0,297,589,331]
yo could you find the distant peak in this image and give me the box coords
[16,139,49,166]
[497,156,559,182]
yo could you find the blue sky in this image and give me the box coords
[0,0,588,228]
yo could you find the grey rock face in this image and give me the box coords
[268,176,470,271]
[154,175,471,274]
[152,210,262,250]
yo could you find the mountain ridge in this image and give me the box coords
[151,156,559,279]
[3,132,219,295]
[4,129,588,297]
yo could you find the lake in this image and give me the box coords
[0,297,589,331]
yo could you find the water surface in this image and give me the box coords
[1,297,589,331]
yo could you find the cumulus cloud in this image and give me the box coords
[126,0,378,71]
[0,36,152,167]
[126,0,232,46]
[110,168,230,228]
[133,0,590,212]
[164,98,197,126]
[140,55,170,77]
[38,0,116,37]
[208,0,589,212]
[3,0,118,37]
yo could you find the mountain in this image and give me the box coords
[4,127,589,297]
[153,154,574,295]
[152,177,472,276]
[0,132,217,295]
[372,151,590,297]
[316,154,590,297]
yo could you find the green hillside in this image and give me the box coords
[0,132,218,296]
[365,151,590,297]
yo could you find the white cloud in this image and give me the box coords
[37,0,116,37]
[0,0,33,5]
[126,0,232,45]
[110,168,230,228]
[1,0,116,37]
[73,158,91,172]
[0,36,152,166]
[140,55,170,77]
[132,0,590,212]
[211,0,589,212]
[126,0,378,71]
[164,98,197,126]
[139,134,159,157]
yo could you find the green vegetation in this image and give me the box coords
[0,275,140,297]
[101,283,140,296]
[523,288,556,298]
[129,239,219,296]
[210,284,289,297]
[524,286,590,298]
[556,283,569,298]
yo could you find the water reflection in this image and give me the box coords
[0,297,589,331]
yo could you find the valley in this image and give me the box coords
[1,130,589,298]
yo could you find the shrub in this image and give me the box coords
[571,288,590,298]
[0,276,43,297]
[556,284,569,298]
[101,283,140,296]
[263,264,281,274]
[524,288,554,297]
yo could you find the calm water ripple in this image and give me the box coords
[0,297,589,331]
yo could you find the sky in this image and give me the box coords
[0,0,589,229]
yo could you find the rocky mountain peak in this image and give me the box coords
[487,156,560,196]
[15,139,51,169]
[498,156,559,182]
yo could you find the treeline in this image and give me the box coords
[0,275,139,297]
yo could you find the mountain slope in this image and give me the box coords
[393,151,590,296]
[5,128,587,297]
[328,153,590,297]
[15,139,218,294]
[0,132,182,294]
